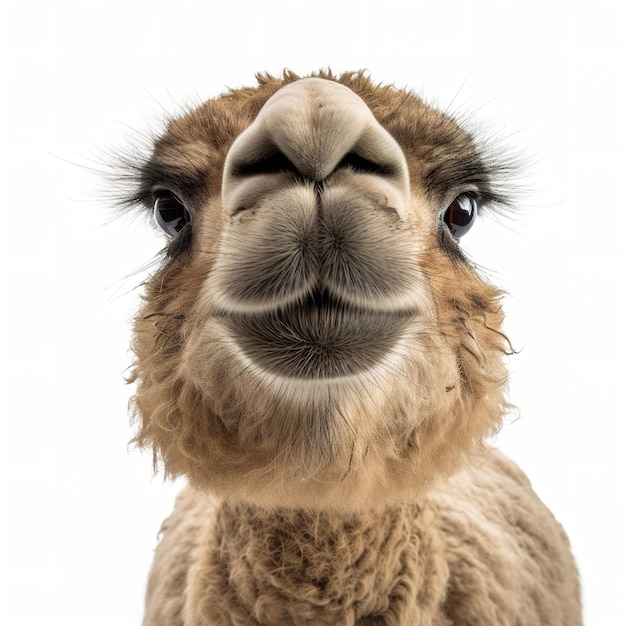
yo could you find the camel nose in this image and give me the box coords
[222,77,409,194]
[211,77,419,313]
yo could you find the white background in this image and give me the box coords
[1,1,624,624]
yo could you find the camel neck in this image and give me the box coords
[186,500,447,625]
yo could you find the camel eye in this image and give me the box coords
[153,191,190,236]
[442,195,477,239]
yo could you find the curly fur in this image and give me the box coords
[121,71,582,624]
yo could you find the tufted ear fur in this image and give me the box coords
[126,71,515,510]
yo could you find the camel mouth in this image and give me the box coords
[221,289,413,380]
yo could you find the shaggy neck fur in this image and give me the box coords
[184,500,447,625]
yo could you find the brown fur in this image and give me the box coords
[123,71,581,624]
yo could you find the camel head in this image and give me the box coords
[127,71,512,510]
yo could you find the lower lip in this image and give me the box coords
[222,303,411,380]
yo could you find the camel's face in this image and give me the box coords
[130,73,511,508]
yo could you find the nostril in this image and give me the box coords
[232,150,300,177]
[336,152,397,178]
[233,150,397,181]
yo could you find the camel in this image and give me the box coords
[122,70,582,625]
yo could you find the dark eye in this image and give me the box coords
[153,191,190,236]
[442,195,477,239]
